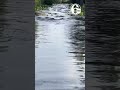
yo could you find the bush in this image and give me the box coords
[43,0,53,5]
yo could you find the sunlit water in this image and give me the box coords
[35,4,85,90]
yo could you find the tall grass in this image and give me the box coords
[35,0,41,11]
[35,0,46,11]
[35,0,64,11]
[79,4,85,16]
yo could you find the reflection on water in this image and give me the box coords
[86,1,120,90]
[35,4,85,90]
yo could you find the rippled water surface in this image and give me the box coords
[86,1,120,89]
[0,0,34,89]
[35,4,85,90]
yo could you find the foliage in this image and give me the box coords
[35,0,85,16]
[35,0,41,11]
[79,4,85,16]
[35,0,49,11]
[35,0,64,11]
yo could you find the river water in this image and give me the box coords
[35,4,85,90]
[86,1,120,90]
[1,1,120,90]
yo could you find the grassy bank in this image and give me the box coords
[35,0,47,11]
[79,4,85,16]
[35,0,85,16]
[35,0,64,11]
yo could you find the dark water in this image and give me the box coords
[0,0,34,89]
[86,1,120,90]
[0,0,8,52]
[0,0,8,88]
[35,4,85,90]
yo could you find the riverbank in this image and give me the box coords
[35,0,63,11]
[35,0,48,11]
[35,4,85,17]
[35,0,85,16]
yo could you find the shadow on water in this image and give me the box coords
[0,0,8,88]
[68,17,85,90]
[0,0,9,53]
[68,17,85,68]
[0,0,34,89]
[86,1,120,90]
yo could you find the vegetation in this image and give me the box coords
[35,0,85,16]
[35,0,47,11]
[35,0,63,11]
[79,4,85,16]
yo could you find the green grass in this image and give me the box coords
[79,4,85,16]
[35,5,48,11]
[35,0,62,11]
[35,0,85,16]
[35,0,48,11]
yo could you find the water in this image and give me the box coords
[1,1,120,90]
[0,0,34,89]
[35,4,85,90]
[86,1,120,90]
